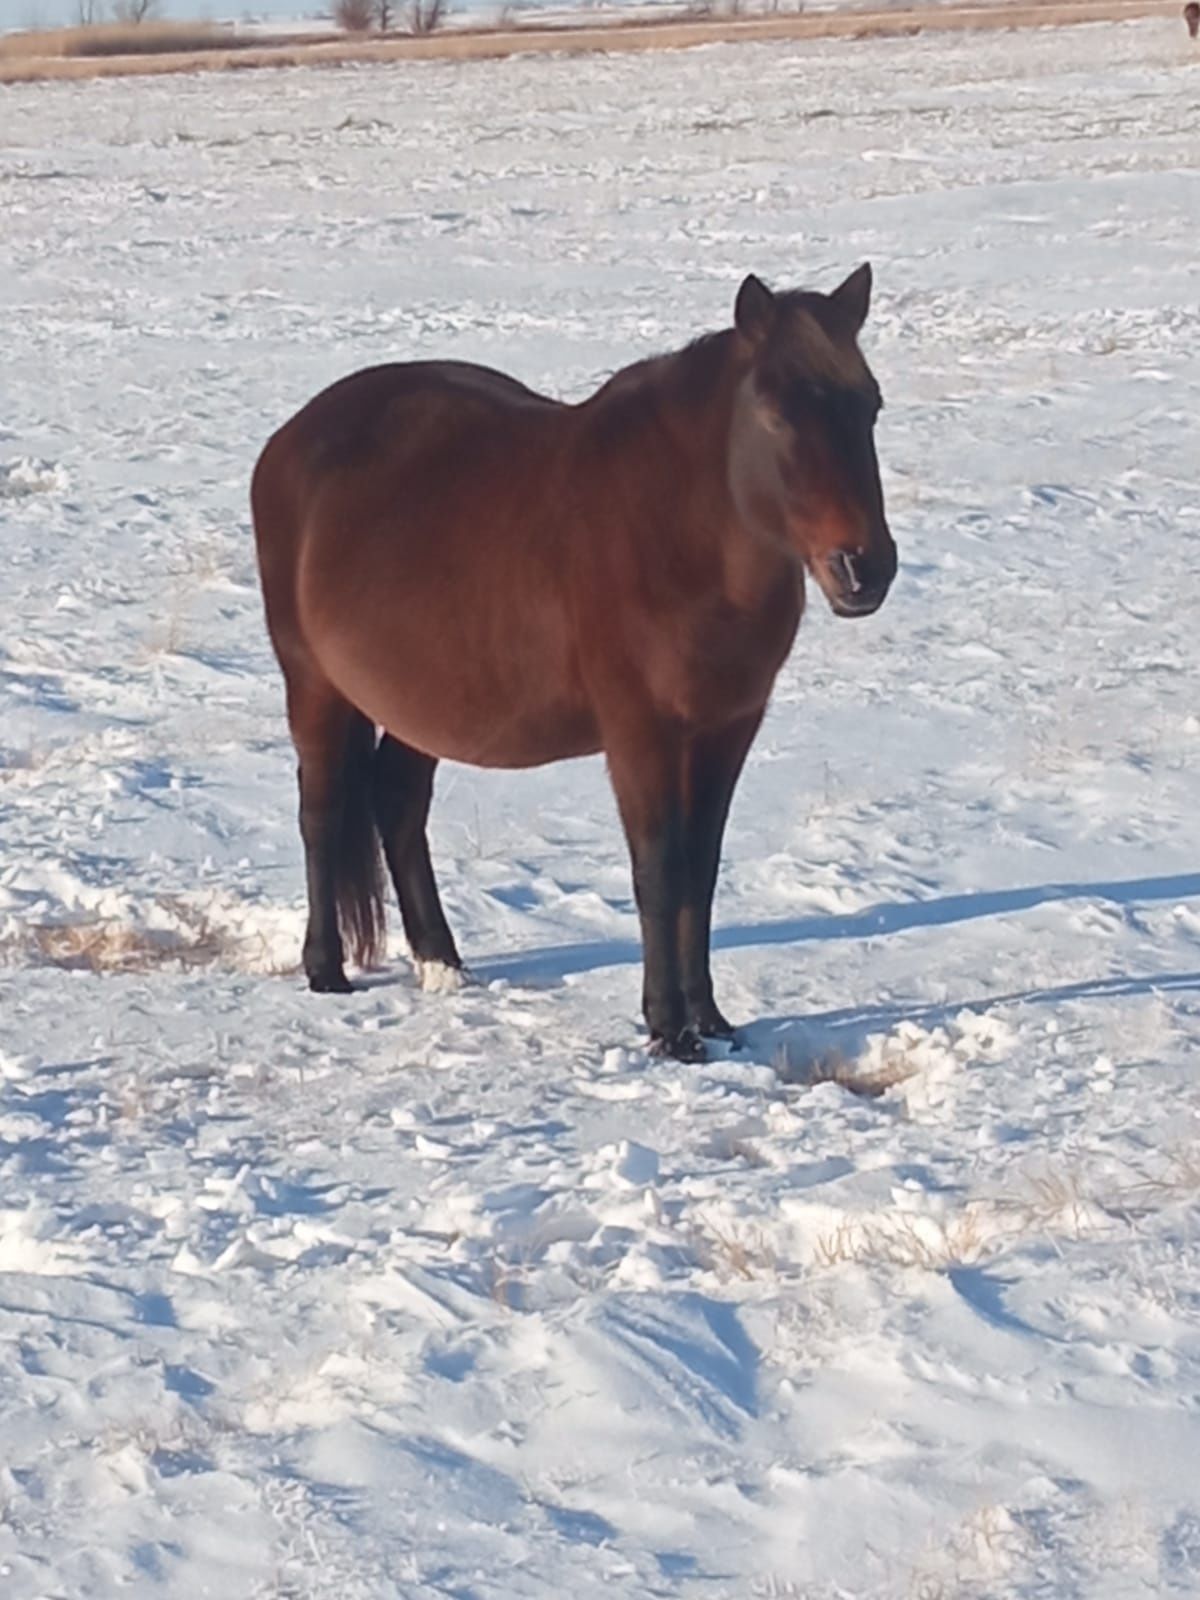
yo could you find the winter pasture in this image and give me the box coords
[2,16,1199,1598]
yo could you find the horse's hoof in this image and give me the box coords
[307,969,354,994]
[693,1007,738,1043]
[415,958,466,994]
[650,1027,707,1064]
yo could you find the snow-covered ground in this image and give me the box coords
[3,17,1200,1597]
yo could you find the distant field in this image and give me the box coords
[1,21,242,57]
[0,0,1174,82]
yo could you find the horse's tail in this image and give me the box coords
[336,710,386,969]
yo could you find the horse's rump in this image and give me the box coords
[254,361,598,766]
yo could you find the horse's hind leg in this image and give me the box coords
[371,735,462,988]
[287,670,383,993]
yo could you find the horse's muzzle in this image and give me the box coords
[823,547,895,618]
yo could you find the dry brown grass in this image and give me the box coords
[774,1038,921,1098]
[810,1145,1200,1274]
[4,898,281,975]
[1104,1146,1200,1211]
[812,1203,1001,1270]
[0,21,245,60]
[691,1212,779,1280]
[0,0,1171,85]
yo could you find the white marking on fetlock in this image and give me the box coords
[415,959,466,995]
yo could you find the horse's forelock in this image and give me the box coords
[766,302,872,393]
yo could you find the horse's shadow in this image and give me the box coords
[475,870,1200,1035]
[742,966,1200,1072]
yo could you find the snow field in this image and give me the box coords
[2,17,1200,1597]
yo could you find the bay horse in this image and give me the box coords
[252,267,897,1061]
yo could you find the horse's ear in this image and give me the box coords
[735,274,776,346]
[830,262,872,331]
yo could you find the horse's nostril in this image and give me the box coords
[825,540,893,618]
[834,551,865,594]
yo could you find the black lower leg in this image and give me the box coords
[632,825,698,1056]
[680,901,732,1038]
[372,737,460,971]
[680,715,762,1039]
[299,778,350,992]
[609,732,702,1063]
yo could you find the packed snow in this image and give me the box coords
[2,17,1200,1597]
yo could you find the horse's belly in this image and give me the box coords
[297,503,598,767]
[379,691,601,769]
[328,641,601,770]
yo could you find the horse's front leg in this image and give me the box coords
[605,725,702,1063]
[678,712,764,1042]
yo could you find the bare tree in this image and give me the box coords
[335,0,374,28]
[405,0,444,32]
[75,0,102,22]
[111,0,159,20]
[375,0,394,30]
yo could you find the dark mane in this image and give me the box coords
[585,326,738,413]
[589,294,875,413]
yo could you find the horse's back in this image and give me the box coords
[252,359,567,608]
[255,360,559,503]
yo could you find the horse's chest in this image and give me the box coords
[670,594,800,728]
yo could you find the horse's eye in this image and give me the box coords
[784,382,825,414]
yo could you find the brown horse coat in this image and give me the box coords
[253,268,896,1059]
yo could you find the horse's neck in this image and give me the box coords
[649,330,742,514]
[655,327,741,422]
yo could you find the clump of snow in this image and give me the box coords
[0,457,69,497]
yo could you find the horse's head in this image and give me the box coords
[727,266,896,618]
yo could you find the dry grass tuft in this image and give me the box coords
[1016,1164,1094,1227]
[6,898,280,975]
[691,1212,778,1281]
[775,1039,920,1099]
[813,1204,1000,1272]
[810,1144,1200,1277]
[1103,1146,1200,1212]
